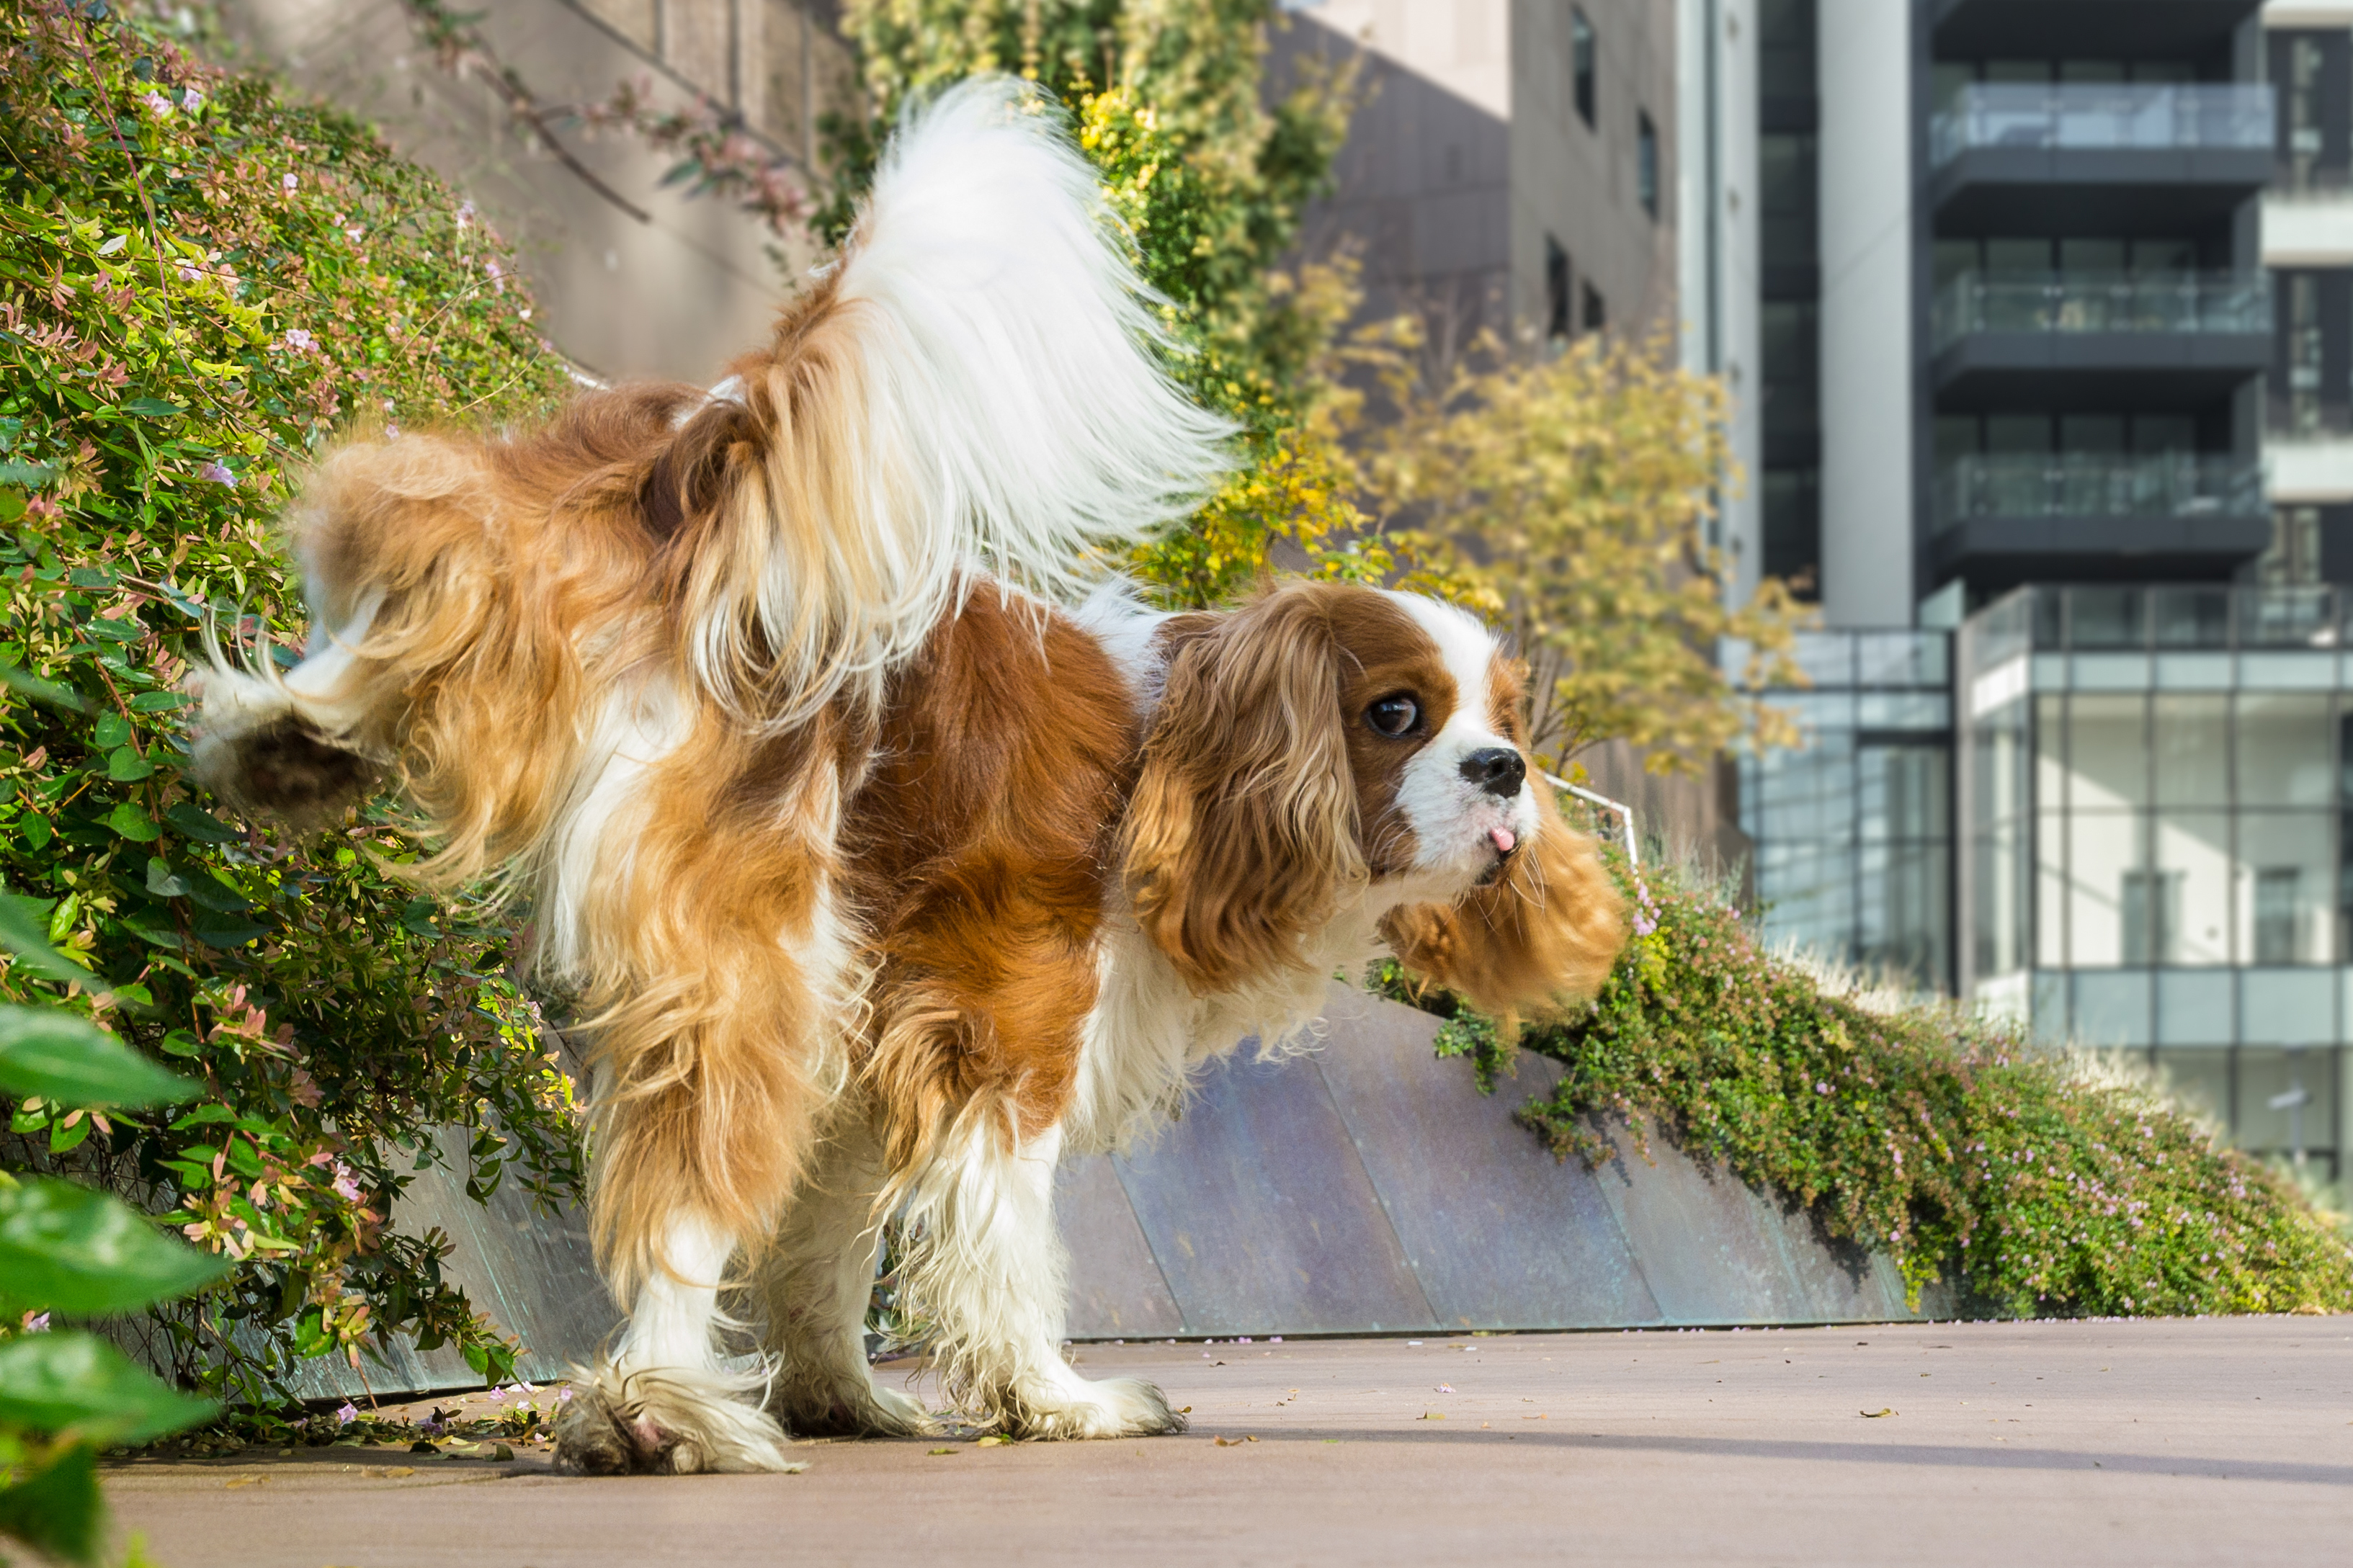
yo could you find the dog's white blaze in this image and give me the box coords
[1383,591,1537,879]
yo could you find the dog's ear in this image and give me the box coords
[1123,585,1363,993]
[1380,783,1626,1019]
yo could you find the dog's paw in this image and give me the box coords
[1006,1373,1185,1441]
[772,1375,941,1440]
[552,1365,806,1475]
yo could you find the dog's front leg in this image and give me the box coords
[553,1211,800,1474]
[905,1124,1184,1440]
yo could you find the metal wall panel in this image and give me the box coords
[1305,986,1665,1332]
[1108,1041,1439,1335]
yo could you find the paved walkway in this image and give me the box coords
[108,1317,2352,1566]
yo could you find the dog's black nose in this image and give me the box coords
[1460,748,1526,798]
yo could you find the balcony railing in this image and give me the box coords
[1934,452,2265,530]
[1930,83,2274,166]
[1930,270,2270,351]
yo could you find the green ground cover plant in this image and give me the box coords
[1381,848,2353,1319]
[0,0,581,1425]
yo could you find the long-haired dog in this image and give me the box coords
[189,81,1625,1472]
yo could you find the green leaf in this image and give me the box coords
[0,1332,220,1443]
[107,746,155,781]
[0,1178,229,1316]
[129,690,187,712]
[121,396,183,418]
[94,712,130,748]
[162,800,238,843]
[0,458,61,487]
[144,856,189,897]
[104,801,159,842]
[0,1441,104,1564]
[0,660,89,713]
[0,1003,199,1109]
[192,916,264,948]
[0,894,90,985]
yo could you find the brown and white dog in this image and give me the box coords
[189,81,1625,1473]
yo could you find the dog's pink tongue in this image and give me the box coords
[1489,827,1517,854]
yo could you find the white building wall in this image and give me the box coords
[1678,0,1761,603]
[1815,0,1916,628]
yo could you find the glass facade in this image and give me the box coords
[1959,586,2353,1178]
[1738,632,1954,991]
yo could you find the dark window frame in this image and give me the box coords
[1571,9,1597,129]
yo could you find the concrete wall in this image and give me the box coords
[1816,0,1918,627]
[223,0,851,382]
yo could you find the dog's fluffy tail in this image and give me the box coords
[666,77,1234,727]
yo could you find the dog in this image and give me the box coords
[189,79,1625,1473]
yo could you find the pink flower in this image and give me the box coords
[22,1312,49,1333]
[182,87,205,112]
[282,172,298,192]
[141,90,173,116]
[281,327,314,351]
[334,1402,358,1424]
[200,461,233,485]
[331,1162,365,1204]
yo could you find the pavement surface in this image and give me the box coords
[105,1316,2353,1567]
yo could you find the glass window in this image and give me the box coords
[2068,694,2150,808]
[2153,695,2228,806]
[2241,969,2336,1046]
[2037,812,2069,967]
[1638,110,1659,219]
[2070,588,2146,650]
[2072,970,2151,1047]
[2068,811,2145,967]
[2156,969,2234,1045]
[1545,236,1571,342]
[2236,1049,2337,1168]
[2153,586,2230,648]
[1973,820,2030,978]
[1571,9,1596,128]
[2236,694,2334,807]
[2154,812,2233,964]
[1859,840,1949,987]
[2237,813,2336,964]
[2156,1047,2233,1126]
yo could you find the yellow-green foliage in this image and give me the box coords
[1387,861,2353,1318]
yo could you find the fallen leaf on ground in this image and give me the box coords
[975,1436,1007,1448]
[1213,1435,1258,1446]
[1420,1412,1445,1420]
[223,1476,264,1489]
[928,1447,959,1456]
[1861,1408,1896,1419]
[362,1466,416,1479]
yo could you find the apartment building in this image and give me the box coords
[1728,0,2353,1179]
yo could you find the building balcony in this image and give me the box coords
[1929,84,2274,230]
[1932,453,2270,585]
[1931,1,2262,61]
[1929,270,2272,405]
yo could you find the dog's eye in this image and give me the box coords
[1365,694,1420,738]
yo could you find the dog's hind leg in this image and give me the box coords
[901,1123,1184,1440]
[758,1113,939,1438]
[553,1213,803,1475]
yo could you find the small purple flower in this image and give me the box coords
[331,1161,365,1204]
[281,327,315,352]
[200,461,234,486]
[334,1402,358,1424]
[558,1386,573,1403]
[1815,1081,1831,1096]
[23,1312,50,1333]
[141,90,173,116]
[182,87,205,112]
[282,172,299,192]
[456,201,475,230]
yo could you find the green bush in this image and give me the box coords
[0,0,581,1416]
[1383,851,2353,1318]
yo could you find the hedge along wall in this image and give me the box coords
[0,1,585,1410]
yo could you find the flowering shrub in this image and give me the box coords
[0,0,581,1414]
[1385,856,2353,1317]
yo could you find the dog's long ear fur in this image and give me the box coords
[1124,585,1364,993]
[1381,783,1626,1018]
